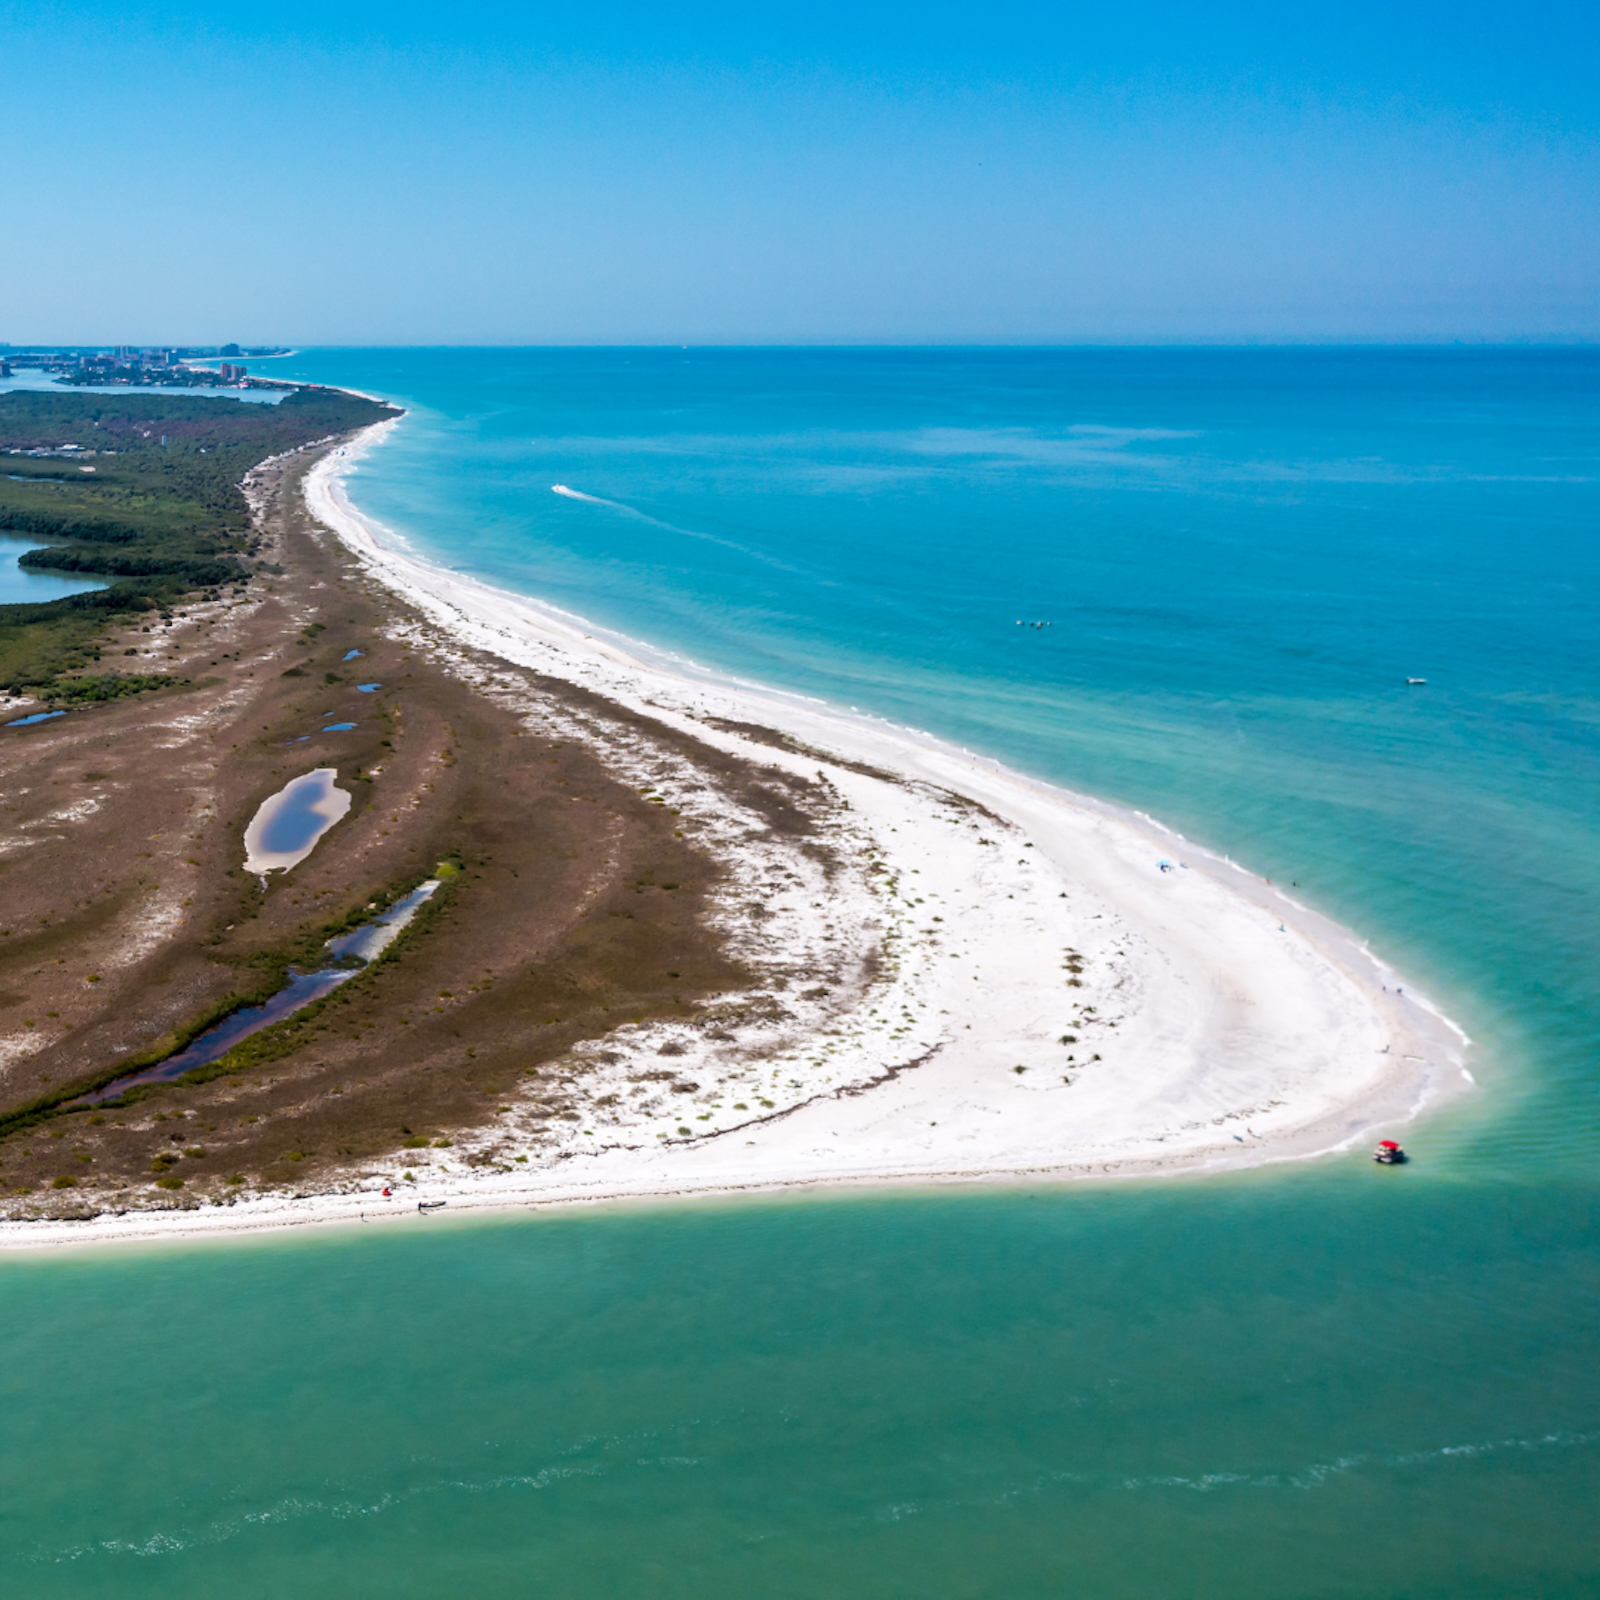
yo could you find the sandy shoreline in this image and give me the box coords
[0,420,1471,1252]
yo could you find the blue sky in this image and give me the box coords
[3,1,1597,343]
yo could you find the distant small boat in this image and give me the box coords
[418,1199,448,1212]
[1406,677,1427,685]
[1373,1139,1408,1165]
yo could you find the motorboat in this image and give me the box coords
[1373,1139,1408,1165]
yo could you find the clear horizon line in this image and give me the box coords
[8,334,1600,352]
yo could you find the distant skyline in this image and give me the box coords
[4,1,1598,344]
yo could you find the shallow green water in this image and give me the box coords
[5,1183,1598,1595]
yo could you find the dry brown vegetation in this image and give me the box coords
[0,444,844,1216]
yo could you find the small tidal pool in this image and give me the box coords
[243,768,351,874]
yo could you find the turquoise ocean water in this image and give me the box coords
[4,349,1597,1595]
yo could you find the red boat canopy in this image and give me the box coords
[1378,1140,1400,1149]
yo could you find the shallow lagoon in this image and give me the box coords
[0,534,105,605]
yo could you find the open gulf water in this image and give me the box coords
[3,348,1597,1595]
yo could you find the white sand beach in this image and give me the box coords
[0,422,1471,1250]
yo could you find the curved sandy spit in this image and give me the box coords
[0,421,1471,1251]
